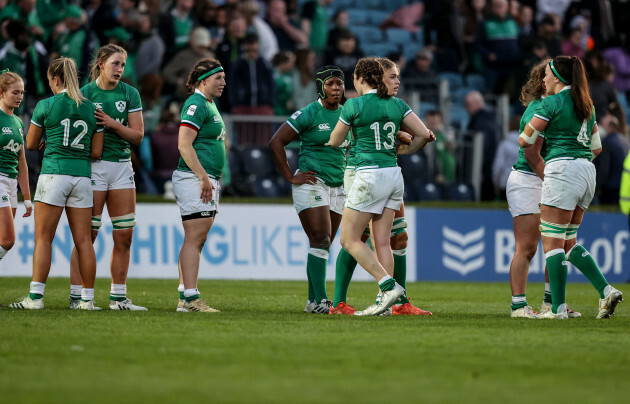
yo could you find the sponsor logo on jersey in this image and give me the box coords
[187,105,197,116]
[290,111,302,120]
[94,102,103,109]
[115,101,126,113]
[442,226,485,276]
[2,127,13,134]
[318,123,331,131]
[214,116,221,123]
[18,128,23,137]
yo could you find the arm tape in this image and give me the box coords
[591,130,601,150]
[519,123,540,145]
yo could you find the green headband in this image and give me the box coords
[549,60,569,84]
[0,68,9,75]
[197,66,223,82]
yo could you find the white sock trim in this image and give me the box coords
[545,282,551,294]
[512,295,527,304]
[184,288,199,298]
[29,281,46,296]
[81,288,95,301]
[603,285,612,297]
[111,284,127,296]
[392,248,406,256]
[0,245,8,260]
[545,248,565,259]
[178,283,185,293]
[308,248,329,260]
[566,243,580,259]
[378,275,393,285]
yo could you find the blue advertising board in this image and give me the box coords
[416,208,630,283]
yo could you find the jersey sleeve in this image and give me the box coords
[339,99,357,126]
[180,101,207,132]
[533,96,558,123]
[127,85,143,113]
[30,99,48,128]
[286,106,312,134]
[395,98,413,118]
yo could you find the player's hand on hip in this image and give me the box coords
[199,175,214,203]
[290,170,317,185]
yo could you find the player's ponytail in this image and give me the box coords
[519,59,549,106]
[48,57,85,106]
[550,56,593,121]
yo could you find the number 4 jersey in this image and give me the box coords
[31,92,102,177]
[340,90,412,170]
[533,87,596,163]
[0,108,24,179]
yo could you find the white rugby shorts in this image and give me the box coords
[506,170,542,217]
[34,174,93,208]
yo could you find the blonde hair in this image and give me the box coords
[89,44,128,81]
[0,71,23,93]
[48,57,85,106]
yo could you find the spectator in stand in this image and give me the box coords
[0,19,47,115]
[465,90,500,201]
[163,27,214,102]
[0,0,45,39]
[291,48,317,110]
[323,29,363,95]
[585,50,624,123]
[492,114,521,200]
[35,0,67,42]
[424,110,456,185]
[402,48,438,104]
[272,50,295,116]
[603,38,630,103]
[425,0,465,72]
[326,9,349,50]
[216,11,247,111]
[536,15,562,58]
[241,0,278,63]
[52,5,99,80]
[151,108,181,193]
[474,0,520,94]
[158,0,196,64]
[300,0,333,57]
[462,0,487,72]
[207,4,229,50]
[595,114,630,205]
[230,33,275,142]
[85,0,118,46]
[135,11,165,82]
[267,0,307,53]
[561,28,586,59]
[116,0,141,31]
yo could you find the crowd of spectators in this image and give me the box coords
[2,0,630,204]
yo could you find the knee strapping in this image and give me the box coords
[391,217,408,237]
[539,220,568,239]
[308,248,329,260]
[565,223,579,240]
[91,215,102,231]
[111,213,136,230]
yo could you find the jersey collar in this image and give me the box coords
[367,89,377,94]
[559,85,572,92]
[317,99,323,106]
[195,88,210,101]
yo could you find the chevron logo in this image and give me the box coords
[441,226,485,276]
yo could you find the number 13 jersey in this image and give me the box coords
[339,90,411,170]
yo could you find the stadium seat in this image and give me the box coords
[438,72,464,92]
[402,42,422,61]
[241,146,274,177]
[362,43,399,57]
[253,177,282,198]
[331,0,356,11]
[383,0,408,11]
[419,101,438,115]
[398,153,429,183]
[465,73,487,93]
[228,147,244,179]
[347,9,370,25]
[447,182,475,201]
[403,180,420,201]
[449,105,469,129]
[368,10,390,25]
[386,28,412,46]
[416,181,445,201]
[451,86,475,103]
[362,0,384,9]
[349,26,384,44]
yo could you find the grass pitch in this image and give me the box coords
[1,278,628,403]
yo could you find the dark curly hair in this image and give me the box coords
[353,58,390,99]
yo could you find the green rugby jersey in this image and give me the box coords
[339,91,412,170]
[177,89,226,180]
[0,108,24,179]
[513,97,546,174]
[286,100,345,187]
[533,87,596,163]
[81,80,142,162]
[31,92,101,177]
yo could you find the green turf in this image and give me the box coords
[1,278,628,403]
